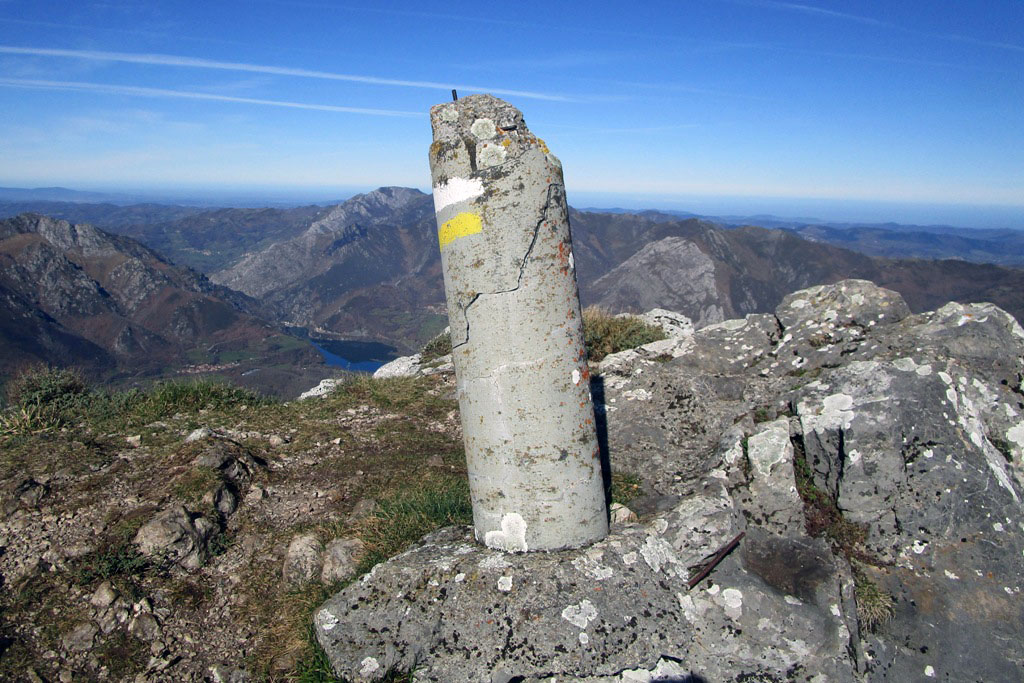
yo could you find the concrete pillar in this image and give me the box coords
[428,94,608,552]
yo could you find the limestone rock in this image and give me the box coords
[62,621,98,653]
[321,537,366,584]
[133,505,217,569]
[283,533,323,587]
[636,308,694,338]
[316,279,1024,682]
[185,427,214,443]
[608,503,637,524]
[90,581,118,608]
[373,353,422,379]
[299,377,341,399]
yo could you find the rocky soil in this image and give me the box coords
[0,373,467,681]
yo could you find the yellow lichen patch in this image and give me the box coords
[537,138,550,154]
[439,212,483,249]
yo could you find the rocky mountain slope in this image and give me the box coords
[200,190,1024,353]
[211,187,447,350]
[789,223,1024,267]
[316,280,1024,681]
[9,189,1024,359]
[0,214,325,393]
[575,215,1024,329]
[6,280,1019,681]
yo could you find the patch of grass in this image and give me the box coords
[353,477,473,573]
[582,307,666,363]
[420,330,452,363]
[70,543,152,588]
[4,364,86,408]
[322,375,450,417]
[853,563,895,632]
[793,443,872,562]
[0,365,90,433]
[0,369,273,443]
[172,465,222,506]
[792,440,895,632]
[610,471,642,505]
[93,629,148,679]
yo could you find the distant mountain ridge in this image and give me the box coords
[5,187,1024,380]
[0,213,325,393]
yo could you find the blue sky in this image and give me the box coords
[0,1,1022,226]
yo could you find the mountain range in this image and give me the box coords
[0,214,327,396]
[2,187,1024,396]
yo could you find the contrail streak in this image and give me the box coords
[0,45,573,102]
[0,78,424,117]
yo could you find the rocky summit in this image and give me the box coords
[3,279,1023,682]
[315,280,1024,682]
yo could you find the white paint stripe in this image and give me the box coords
[432,177,485,213]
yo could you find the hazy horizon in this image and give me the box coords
[4,180,1024,231]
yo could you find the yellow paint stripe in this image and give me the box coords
[439,212,482,249]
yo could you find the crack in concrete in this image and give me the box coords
[451,183,559,352]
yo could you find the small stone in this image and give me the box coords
[267,434,286,447]
[610,503,639,524]
[185,427,213,443]
[348,498,378,521]
[62,621,98,652]
[90,581,119,608]
[129,612,162,641]
[244,486,265,504]
[283,533,323,587]
[126,434,142,448]
[321,538,367,583]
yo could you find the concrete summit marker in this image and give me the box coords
[428,94,608,551]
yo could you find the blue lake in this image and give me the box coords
[309,338,399,373]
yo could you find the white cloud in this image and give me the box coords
[0,45,573,101]
[0,77,424,117]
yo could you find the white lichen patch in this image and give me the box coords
[1007,422,1024,451]
[912,540,928,554]
[561,599,598,629]
[621,551,638,566]
[477,143,507,167]
[359,657,380,676]
[572,550,614,580]
[497,575,513,592]
[572,368,581,385]
[437,104,458,122]
[944,570,960,579]
[893,357,918,372]
[578,632,589,645]
[478,554,511,571]
[470,117,497,139]
[454,572,466,582]
[484,513,528,552]
[800,392,855,432]
[317,609,339,631]
[640,535,680,575]
[719,587,744,620]
[924,665,936,677]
